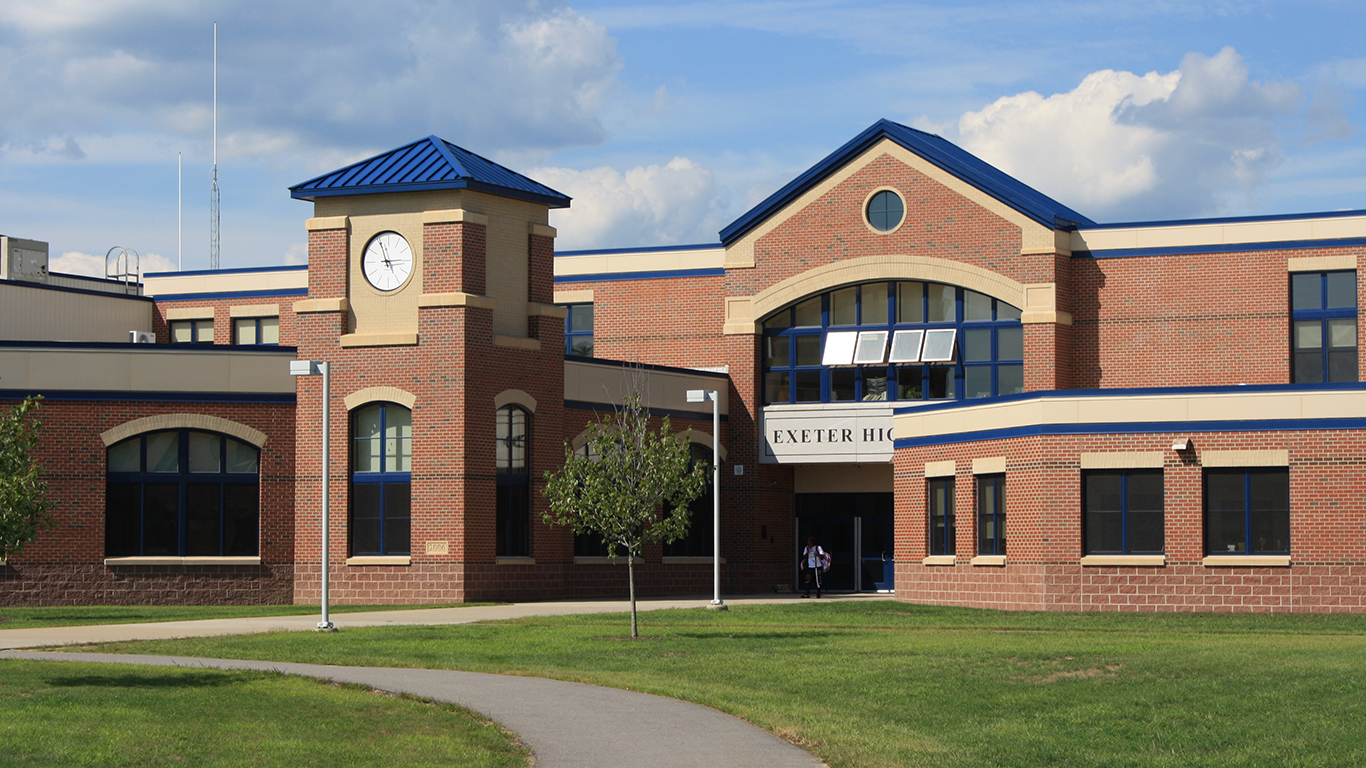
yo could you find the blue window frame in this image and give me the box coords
[761,281,1023,405]
[496,405,531,557]
[1204,469,1290,556]
[1083,471,1163,555]
[233,316,280,345]
[564,303,594,357]
[928,477,955,556]
[976,474,1005,556]
[1291,271,1356,383]
[105,429,259,557]
[350,403,411,557]
[169,319,214,344]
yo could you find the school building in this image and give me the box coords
[3,119,1364,611]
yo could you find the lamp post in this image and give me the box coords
[686,389,725,610]
[290,359,335,631]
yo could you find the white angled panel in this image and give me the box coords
[853,331,888,364]
[888,330,924,363]
[921,328,957,362]
[822,331,858,366]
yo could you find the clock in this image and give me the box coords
[361,231,413,291]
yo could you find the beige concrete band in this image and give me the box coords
[345,386,417,411]
[101,414,268,448]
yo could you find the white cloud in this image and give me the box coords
[536,157,729,250]
[953,47,1303,220]
[50,249,175,277]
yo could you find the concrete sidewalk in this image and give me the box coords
[0,595,871,767]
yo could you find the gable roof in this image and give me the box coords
[718,119,1093,245]
[290,136,570,208]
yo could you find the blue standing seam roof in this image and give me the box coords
[718,119,1094,246]
[290,136,571,208]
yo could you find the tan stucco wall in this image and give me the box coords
[0,282,152,343]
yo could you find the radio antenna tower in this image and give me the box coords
[209,21,220,270]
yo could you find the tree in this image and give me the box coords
[543,391,708,638]
[0,395,54,562]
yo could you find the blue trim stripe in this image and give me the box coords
[0,390,295,403]
[1077,236,1366,260]
[893,417,1366,449]
[145,265,308,278]
[2,277,154,302]
[557,243,722,257]
[152,288,308,302]
[1081,208,1366,231]
[565,400,729,423]
[554,267,725,284]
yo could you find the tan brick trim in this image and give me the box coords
[1200,449,1290,467]
[493,335,541,351]
[972,456,1006,475]
[417,292,495,309]
[494,389,538,413]
[293,297,349,314]
[746,253,1028,324]
[1080,451,1165,469]
[922,555,956,566]
[1201,555,1291,567]
[105,556,262,566]
[970,555,1006,566]
[421,209,488,226]
[305,216,349,231]
[529,223,557,238]
[1288,254,1357,272]
[345,386,417,411]
[345,556,411,566]
[923,459,956,478]
[528,302,568,319]
[228,303,280,318]
[678,429,729,461]
[166,306,215,320]
[101,414,267,448]
[554,289,594,304]
[339,332,419,347]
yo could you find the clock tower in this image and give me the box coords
[288,136,571,604]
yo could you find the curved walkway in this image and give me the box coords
[0,596,857,768]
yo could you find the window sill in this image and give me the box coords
[922,555,956,566]
[661,556,727,565]
[1202,555,1291,568]
[496,556,535,566]
[345,556,411,566]
[1080,555,1166,567]
[573,556,643,565]
[104,556,262,566]
[970,555,1006,567]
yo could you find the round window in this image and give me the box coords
[866,190,904,232]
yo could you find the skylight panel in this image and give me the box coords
[853,331,888,364]
[921,328,957,362]
[822,331,858,366]
[888,330,924,363]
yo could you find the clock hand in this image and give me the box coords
[379,241,393,268]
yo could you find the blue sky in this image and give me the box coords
[2,1,1365,274]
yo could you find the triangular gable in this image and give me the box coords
[290,136,571,208]
[719,119,1092,246]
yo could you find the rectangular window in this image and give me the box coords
[928,478,955,556]
[233,317,280,345]
[1083,471,1163,555]
[976,475,1005,556]
[1204,469,1290,555]
[1291,271,1357,383]
[169,319,214,344]
[563,303,594,357]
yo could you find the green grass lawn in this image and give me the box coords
[0,660,528,767]
[0,603,488,630]
[67,601,1366,768]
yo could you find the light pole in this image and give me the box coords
[290,359,335,631]
[686,389,725,610]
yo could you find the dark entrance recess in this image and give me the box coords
[795,492,894,592]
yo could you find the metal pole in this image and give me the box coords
[710,390,725,609]
[319,361,334,630]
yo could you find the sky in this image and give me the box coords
[3,1,1366,276]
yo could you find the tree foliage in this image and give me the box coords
[0,396,54,562]
[542,391,708,637]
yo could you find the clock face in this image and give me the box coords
[361,231,413,292]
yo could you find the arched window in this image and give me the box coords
[761,281,1023,405]
[662,442,714,557]
[106,430,260,557]
[350,403,411,556]
[496,405,531,557]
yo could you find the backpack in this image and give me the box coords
[819,551,832,572]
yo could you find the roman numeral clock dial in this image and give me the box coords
[361,231,413,292]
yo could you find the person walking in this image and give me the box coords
[801,536,826,598]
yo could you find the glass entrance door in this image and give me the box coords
[796,493,894,592]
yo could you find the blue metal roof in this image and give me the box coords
[718,119,1094,245]
[290,136,571,208]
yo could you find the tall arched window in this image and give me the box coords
[496,405,531,557]
[106,430,260,557]
[662,442,714,557]
[350,403,411,556]
[761,281,1023,404]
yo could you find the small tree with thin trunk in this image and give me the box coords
[0,395,54,562]
[542,391,708,638]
